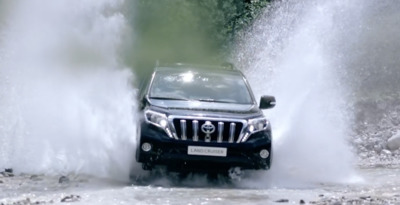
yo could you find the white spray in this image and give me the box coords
[236,0,363,187]
[0,0,137,180]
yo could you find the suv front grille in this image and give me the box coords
[172,118,244,143]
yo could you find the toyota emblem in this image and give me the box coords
[201,121,215,135]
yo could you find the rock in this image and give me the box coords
[4,198,46,205]
[275,199,289,203]
[59,176,70,184]
[381,149,392,156]
[354,138,363,145]
[0,170,14,177]
[379,118,393,129]
[382,131,392,139]
[0,180,3,183]
[365,142,374,150]
[30,175,42,181]
[387,132,400,150]
[360,196,371,200]
[299,199,305,204]
[61,195,81,203]
[374,144,383,153]
[359,152,368,159]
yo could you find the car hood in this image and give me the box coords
[149,99,258,113]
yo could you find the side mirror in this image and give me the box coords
[140,96,149,110]
[259,95,276,109]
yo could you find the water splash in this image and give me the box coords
[0,0,137,180]
[235,0,362,187]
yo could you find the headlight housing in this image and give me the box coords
[240,117,270,142]
[144,109,168,128]
[144,109,173,138]
[247,117,269,133]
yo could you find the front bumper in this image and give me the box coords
[136,123,272,172]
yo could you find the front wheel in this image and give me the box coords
[142,163,153,171]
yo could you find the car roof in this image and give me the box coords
[154,63,244,76]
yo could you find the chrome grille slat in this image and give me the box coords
[229,123,236,143]
[192,120,199,141]
[217,122,224,143]
[180,120,187,140]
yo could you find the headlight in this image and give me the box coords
[247,117,269,133]
[144,109,168,128]
[240,117,270,142]
[144,109,173,138]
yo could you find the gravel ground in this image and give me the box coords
[1,166,400,205]
[353,99,400,168]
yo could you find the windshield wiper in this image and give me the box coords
[149,96,189,101]
[197,98,235,103]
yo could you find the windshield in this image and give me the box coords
[149,69,254,104]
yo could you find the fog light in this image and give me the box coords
[141,142,152,152]
[259,149,269,159]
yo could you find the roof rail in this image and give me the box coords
[155,61,236,71]
[220,62,234,70]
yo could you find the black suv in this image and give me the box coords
[136,63,275,173]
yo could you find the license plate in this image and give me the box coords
[187,146,227,157]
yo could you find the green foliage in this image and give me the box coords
[123,0,270,81]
